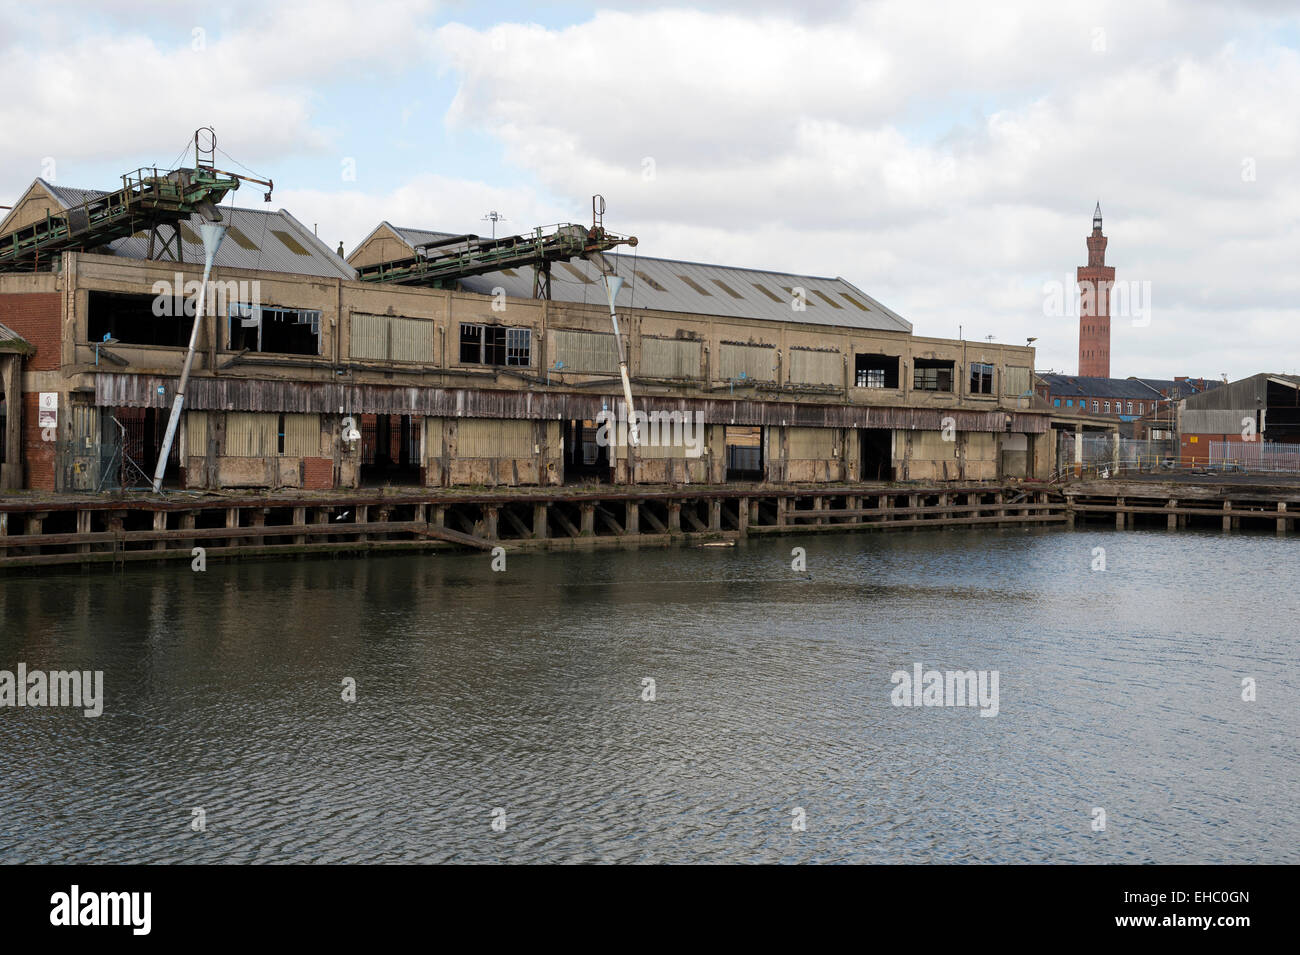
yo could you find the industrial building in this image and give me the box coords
[0,163,1052,496]
[1179,373,1300,466]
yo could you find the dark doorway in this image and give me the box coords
[361,413,421,485]
[860,428,894,481]
[112,406,179,488]
[725,426,764,481]
[563,419,609,483]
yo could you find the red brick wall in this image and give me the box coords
[1181,432,1255,466]
[0,293,61,371]
[303,457,334,489]
[21,391,54,490]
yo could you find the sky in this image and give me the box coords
[1,0,1297,380]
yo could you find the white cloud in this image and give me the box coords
[425,1,1300,378]
[3,0,1298,380]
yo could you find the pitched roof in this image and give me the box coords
[1129,377,1220,399]
[8,178,355,280]
[0,321,34,353]
[374,222,913,333]
[107,205,356,279]
[1035,374,1169,399]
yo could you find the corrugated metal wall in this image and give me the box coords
[187,411,208,456]
[787,427,835,459]
[719,343,776,382]
[789,349,841,386]
[640,338,700,379]
[224,412,319,456]
[457,418,534,457]
[1003,366,1031,395]
[350,313,387,360]
[389,317,434,363]
[282,413,320,457]
[226,412,276,456]
[552,329,620,374]
[1183,409,1247,433]
[350,313,434,362]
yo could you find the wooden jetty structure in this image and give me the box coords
[0,483,1064,570]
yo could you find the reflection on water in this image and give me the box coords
[1,526,1296,863]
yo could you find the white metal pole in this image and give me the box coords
[603,274,639,448]
[152,222,226,492]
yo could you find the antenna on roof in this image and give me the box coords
[481,210,506,239]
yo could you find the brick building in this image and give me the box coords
[1077,204,1115,378]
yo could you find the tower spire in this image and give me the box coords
[1092,202,1102,232]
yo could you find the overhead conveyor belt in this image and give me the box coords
[354,222,638,298]
[0,167,242,273]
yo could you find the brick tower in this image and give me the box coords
[1077,203,1114,377]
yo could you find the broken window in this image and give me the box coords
[87,291,191,346]
[855,353,899,389]
[969,362,994,394]
[913,358,954,392]
[459,323,531,366]
[228,303,321,355]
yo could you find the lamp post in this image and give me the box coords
[152,221,226,492]
[602,274,638,448]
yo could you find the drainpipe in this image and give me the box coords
[152,222,226,492]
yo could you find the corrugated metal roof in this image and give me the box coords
[39,178,109,209]
[28,178,355,280]
[108,205,356,280]
[380,223,912,333]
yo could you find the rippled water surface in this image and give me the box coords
[1,526,1296,863]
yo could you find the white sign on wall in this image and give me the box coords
[38,392,58,429]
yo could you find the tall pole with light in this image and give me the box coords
[602,273,639,450]
[152,221,226,492]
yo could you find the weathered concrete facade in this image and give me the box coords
[0,249,1051,492]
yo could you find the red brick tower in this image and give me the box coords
[1077,203,1114,377]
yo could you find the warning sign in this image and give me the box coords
[38,392,58,429]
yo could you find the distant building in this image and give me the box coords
[1179,373,1300,465]
[1035,373,1216,440]
[1077,204,1114,378]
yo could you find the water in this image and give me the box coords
[1,526,1296,864]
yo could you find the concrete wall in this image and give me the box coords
[0,251,1050,491]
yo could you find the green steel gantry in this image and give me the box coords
[354,222,638,299]
[0,167,243,273]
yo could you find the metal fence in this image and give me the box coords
[1209,439,1300,473]
[1055,433,1176,480]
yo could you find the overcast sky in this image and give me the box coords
[2,0,1297,379]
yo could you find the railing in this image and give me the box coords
[1210,439,1300,473]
